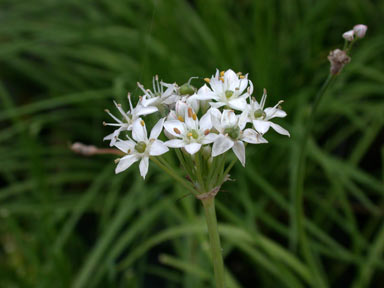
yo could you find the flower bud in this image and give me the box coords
[353,24,367,39]
[201,145,212,160]
[342,30,354,41]
[328,49,351,75]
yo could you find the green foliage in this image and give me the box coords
[1,0,384,287]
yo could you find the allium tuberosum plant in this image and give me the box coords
[102,69,289,287]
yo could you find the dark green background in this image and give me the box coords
[1,0,384,287]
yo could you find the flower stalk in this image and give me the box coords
[201,197,225,288]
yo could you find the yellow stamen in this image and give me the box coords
[220,71,225,77]
[204,78,210,83]
[187,132,193,137]
[174,128,181,134]
[192,113,197,120]
[239,75,245,79]
[140,120,145,126]
[188,108,193,118]
[177,115,184,122]
[219,77,224,82]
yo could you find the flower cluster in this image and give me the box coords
[103,69,289,180]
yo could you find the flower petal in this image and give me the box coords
[132,118,148,142]
[164,120,186,138]
[228,97,247,111]
[264,107,287,119]
[139,157,149,179]
[242,129,267,144]
[150,118,165,140]
[137,105,158,116]
[222,110,237,127]
[165,139,185,148]
[232,141,245,167]
[209,108,222,131]
[212,135,234,157]
[269,122,290,137]
[184,143,202,155]
[114,140,135,153]
[201,133,219,144]
[115,154,139,174]
[149,140,169,156]
[199,111,212,131]
[252,120,271,134]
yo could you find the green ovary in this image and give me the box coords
[135,142,147,153]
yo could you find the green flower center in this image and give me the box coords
[135,142,147,153]
[225,90,234,99]
[224,126,240,140]
[179,83,196,95]
[187,129,199,140]
[254,109,266,119]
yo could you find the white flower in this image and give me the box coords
[353,24,367,39]
[164,107,216,155]
[244,89,290,137]
[342,30,354,41]
[138,75,179,109]
[209,108,267,166]
[193,69,252,111]
[103,94,158,146]
[114,118,169,178]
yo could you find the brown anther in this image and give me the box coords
[204,78,210,83]
[188,108,193,118]
[239,75,245,79]
[117,103,122,107]
[140,120,145,126]
[192,113,197,120]
[102,121,107,126]
[263,88,267,94]
[104,109,110,113]
[177,115,184,122]
[174,128,181,134]
[114,158,120,164]
[237,72,243,76]
[204,129,210,135]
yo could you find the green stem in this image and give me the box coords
[201,197,225,288]
[291,74,335,287]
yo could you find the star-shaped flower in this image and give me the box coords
[114,118,168,178]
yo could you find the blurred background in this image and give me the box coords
[1,0,384,287]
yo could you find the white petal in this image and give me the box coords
[222,110,237,127]
[114,140,135,153]
[232,141,245,167]
[264,107,287,119]
[242,129,266,144]
[224,69,238,86]
[270,122,290,137]
[115,154,139,174]
[209,101,226,109]
[150,118,165,140]
[238,78,249,94]
[184,143,202,155]
[165,139,185,148]
[149,140,169,156]
[137,106,158,116]
[139,157,149,179]
[238,110,248,130]
[199,112,212,131]
[132,118,147,142]
[164,120,186,137]
[253,120,271,134]
[209,108,222,131]
[212,135,234,157]
[228,97,247,111]
[201,133,219,144]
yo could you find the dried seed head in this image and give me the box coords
[328,49,351,75]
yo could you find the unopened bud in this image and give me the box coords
[342,30,354,41]
[328,49,351,75]
[353,24,367,39]
[201,145,212,160]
